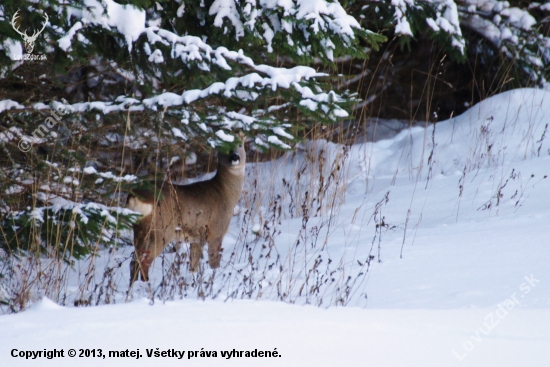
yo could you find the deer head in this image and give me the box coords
[11,10,49,54]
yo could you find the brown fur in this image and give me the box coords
[127,144,245,284]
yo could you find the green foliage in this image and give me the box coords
[1,205,138,262]
[0,0,385,274]
[347,0,550,87]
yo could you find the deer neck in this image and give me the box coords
[212,165,245,204]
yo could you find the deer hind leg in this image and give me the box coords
[207,238,223,269]
[189,243,203,272]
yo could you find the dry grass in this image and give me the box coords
[1,36,541,313]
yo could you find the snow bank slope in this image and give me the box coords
[243,88,550,308]
[367,88,550,177]
[346,88,550,308]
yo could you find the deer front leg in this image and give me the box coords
[130,249,153,284]
[130,255,140,284]
[189,243,203,272]
[207,238,223,269]
[130,222,154,284]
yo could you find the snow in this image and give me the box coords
[225,111,256,126]
[210,0,244,39]
[14,0,360,147]
[177,3,186,17]
[205,0,363,56]
[272,127,293,139]
[370,89,550,176]
[147,49,164,63]
[383,0,545,62]
[2,89,550,365]
[58,22,83,51]
[500,7,536,30]
[392,0,413,36]
[1,38,23,61]
[66,0,147,52]
[215,129,235,142]
[465,14,501,46]
[47,63,328,136]
[426,18,440,32]
[1,298,549,366]
[83,166,98,174]
[0,99,24,113]
[294,0,361,38]
[431,0,465,52]
[267,135,290,148]
[171,127,187,140]
[262,23,275,53]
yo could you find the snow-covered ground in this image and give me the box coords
[1,88,549,366]
[1,297,548,366]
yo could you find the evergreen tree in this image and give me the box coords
[343,0,550,121]
[0,1,383,264]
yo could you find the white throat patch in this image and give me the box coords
[127,197,153,217]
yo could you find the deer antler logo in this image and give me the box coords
[11,10,49,54]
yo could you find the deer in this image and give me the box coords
[127,141,246,284]
[11,10,48,54]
